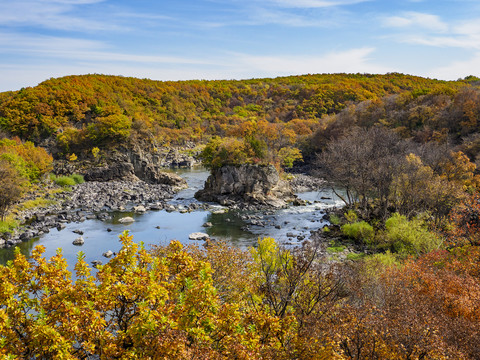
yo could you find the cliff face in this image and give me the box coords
[195,164,295,208]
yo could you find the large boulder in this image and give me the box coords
[195,164,295,208]
[84,162,139,182]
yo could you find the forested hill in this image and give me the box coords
[0,73,477,162]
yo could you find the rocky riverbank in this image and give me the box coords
[0,179,193,248]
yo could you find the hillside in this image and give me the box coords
[0,73,469,160]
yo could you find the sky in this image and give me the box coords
[1,0,480,92]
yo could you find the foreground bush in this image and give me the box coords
[1,232,478,359]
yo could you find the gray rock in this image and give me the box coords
[73,236,84,246]
[195,164,295,208]
[103,250,114,258]
[118,216,135,224]
[188,232,210,240]
[133,205,147,213]
[73,229,84,235]
[84,162,139,182]
[91,260,102,268]
[202,222,213,227]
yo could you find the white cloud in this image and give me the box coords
[0,47,394,92]
[383,12,448,32]
[246,7,335,27]
[0,0,117,31]
[427,53,480,80]
[0,33,211,65]
[228,47,392,76]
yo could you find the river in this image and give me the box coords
[0,168,343,269]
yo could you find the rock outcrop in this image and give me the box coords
[84,162,139,182]
[83,160,187,188]
[54,142,195,186]
[195,164,295,208]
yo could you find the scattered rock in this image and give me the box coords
[91,260,102,268]
[103,250,114,258]
[118,217,135,224]
[202,222,213,227]
[73,236,84,246]
[133,205,147,213]
[73,229,84,235]
[188,232,210,240]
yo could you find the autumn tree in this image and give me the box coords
[316,126,406,216]
[0,160,24,220]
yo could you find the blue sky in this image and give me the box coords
[1,0,480,91]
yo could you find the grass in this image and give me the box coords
[50,173,85,187]
[0,216,19,233]
[19,197,56,210]
[329,214,341,225]
[326,245,346,254]
[346,252,365,261]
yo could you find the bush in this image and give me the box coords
[0,216,19,233]
[329,214,341,225]
[383,213,442,256]
[0,160,24,221]
[71,174,85,184]
[327,246,345,254]
[50,174,84,187]
[342,221,375,243]
[363,251,399,277]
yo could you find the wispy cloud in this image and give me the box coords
[229,47,392,76]
[0,32,212,65]
[382,12,448,32]
[428,52,480,80]
[0,0,117,31]
[382,12,480,50]
[267,0,370,8]
[0,46,393,91]
[246,7,337,27]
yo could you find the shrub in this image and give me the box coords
[71,174,85,184]
[346,252,365,261]
[342,221,375,243]
[383,213,442,256]
[327,246,345,254]
[50,173,84,187]
[329,214,341,225]
[0,216,19,233]
[0,160,24,221]
[363,251,399,277]
[344,209,358,223]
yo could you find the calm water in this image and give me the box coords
[0,168,342,270]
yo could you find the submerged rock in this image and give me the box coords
[118,216,135,224]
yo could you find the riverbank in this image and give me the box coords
[0,169,338,255]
